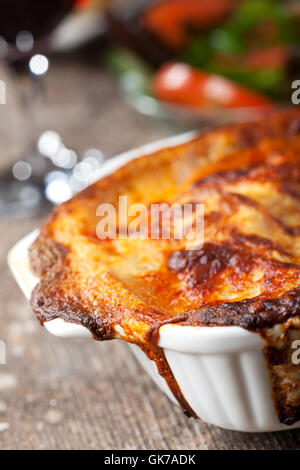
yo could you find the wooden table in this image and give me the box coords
[0,60,299,450]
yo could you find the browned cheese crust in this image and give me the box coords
[29,110,300,424]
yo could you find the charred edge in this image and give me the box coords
[279,407,300,426]
[228,193,300,238]
[263,339,300,426]
[139,342,197,418]
[144,318,197,418]
[179,288,300,331]
[30,283,115,341]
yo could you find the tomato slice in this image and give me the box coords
[151,62,273,109]
[142,0,236,49]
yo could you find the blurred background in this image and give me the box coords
[0,0,299,450]
[0,0,299,219]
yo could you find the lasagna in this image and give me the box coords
[29,110,300,424]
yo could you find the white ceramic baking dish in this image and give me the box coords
[8,133,300,433]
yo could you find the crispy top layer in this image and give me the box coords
[30,110,300,342]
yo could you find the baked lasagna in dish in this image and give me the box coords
[29,110,300,425]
